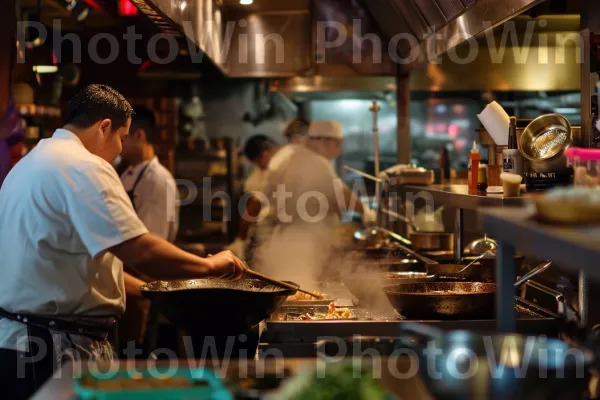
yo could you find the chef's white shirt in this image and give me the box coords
[0,129,148,351]
[243,167,267,195]
[121,157,179,242]
[261,144,344,223]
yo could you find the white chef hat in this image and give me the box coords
[307,120,343,140]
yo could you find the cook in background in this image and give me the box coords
[120,106,179,242]
[119,106,180,349]
[225,135,280,260]
[254,120,376,285]
[0,84,247,399]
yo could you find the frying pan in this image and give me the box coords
[383,262,551,319]
[381,208,455,252]
[342,272,435,307]
[140,278,298,335]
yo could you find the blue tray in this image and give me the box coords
[73,366,233,400]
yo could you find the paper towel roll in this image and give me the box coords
[477,101,510,146]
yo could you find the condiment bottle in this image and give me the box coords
[468,140,481,191]
[502,117,523,175]
[477,163,488,191]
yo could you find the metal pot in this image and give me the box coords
[398,324,594,400]
[410,232,455,252]
[343,272,435,307]
[519,113,573,174]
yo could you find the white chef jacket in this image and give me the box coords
[121,157,179,242]
[0,129,148,351]
[243,167,267,195]
[253,144,344,281]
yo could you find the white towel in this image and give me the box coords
[478,101,510,146]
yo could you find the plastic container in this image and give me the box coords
[565,147,600,187]
[73,366,233,400]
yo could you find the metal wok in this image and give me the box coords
[140,278,298,335]
[342,272,435,307]
[383,262,551,319]
[398,323,593,400]
[426,262,494,282]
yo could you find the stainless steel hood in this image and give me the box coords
[363,0,547,71]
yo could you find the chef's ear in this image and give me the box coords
[99,119,112,135]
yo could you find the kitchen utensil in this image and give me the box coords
[382,261,551,319]
[353,226,412,247]
[464,234,497,255]
[343,272,436,307]
[244,269,322,299]
[397,323,593,400]
[519,113,573,174]
[140,278,297,335]
[381,208,455,252]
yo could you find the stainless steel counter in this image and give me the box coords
[394,184,525,210]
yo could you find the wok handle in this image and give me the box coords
[244,269,322,299]
[386,240,438,265]
[514,261,552,289]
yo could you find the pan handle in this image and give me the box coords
[513,261,552,288]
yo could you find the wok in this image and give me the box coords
[343,272,435,307]
[398,323,593,400]
[426,262,494,282]
[140,278,297,335]
[383,262,551,319]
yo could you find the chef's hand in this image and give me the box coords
[207,250,248,280]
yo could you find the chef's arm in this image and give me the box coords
[124,272,146,298]
[110,233,221,280]
[237,196,262,240]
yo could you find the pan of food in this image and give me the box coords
[140,278,298,335]
[342,272,435,307]
[284,291,334,306]
[383,262,551,319]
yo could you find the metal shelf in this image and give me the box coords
[394,184,525,210]
[480,207,600,280]
[480,207,600,332]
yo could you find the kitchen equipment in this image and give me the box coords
[245,268,322,299]
[566,147,600,187]
[520,114,573,190]
[396,323,593,400]
[140,278,297,335]
[464,234,497,255]
[342,272,436,307]
[381,208,455,252]
[382,262,551,319]
[394,167,435,185]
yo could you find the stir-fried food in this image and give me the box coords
[287,291,322,301]
[286,304,353,320]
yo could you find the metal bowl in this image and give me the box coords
[519,114,572,163]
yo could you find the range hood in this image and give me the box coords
[362,0,547,71]
[130,0,573,85]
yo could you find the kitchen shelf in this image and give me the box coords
[481,207,600,279]
[480,206,600,333]
[394,184,525,210]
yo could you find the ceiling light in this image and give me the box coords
[32,65,58,74]
[180,1,187,10]
[240,0,253,5]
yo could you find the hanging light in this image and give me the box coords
[64,0,91,22]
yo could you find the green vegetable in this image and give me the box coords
[278,363,388,400]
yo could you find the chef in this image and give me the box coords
[254,120,375,282]
[226,135,280,260]
[120,105,178,242]
[0,84,247,399]
[225,118,310,259]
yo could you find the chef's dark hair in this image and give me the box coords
[283,117,309,139]
[243,135,277,162]
[63,84,133,130]
[131,106,158,144]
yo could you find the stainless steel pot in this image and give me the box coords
[519,113,573,174]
